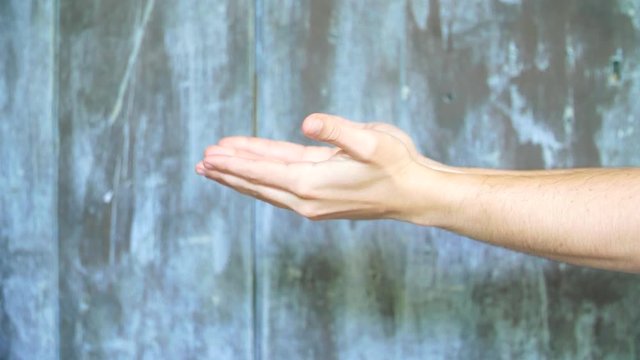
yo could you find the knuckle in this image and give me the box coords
[323,124,341,142]
[220,173,236,185]
[236,181,261,198]
[240,188,260,199]
[245,170,260,183]
[216,173,233,187]
[290,172,317,199]
[293,180,317,200]
[204,171,218,181]
[367,122,387,130]
[248,188,261,198]
[360,136,380,162]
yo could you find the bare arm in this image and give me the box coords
[410,167,640,273]
[196,114,640,273]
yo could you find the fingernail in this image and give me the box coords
[305,118,323,135]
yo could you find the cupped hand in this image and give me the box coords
[196,113,439,221]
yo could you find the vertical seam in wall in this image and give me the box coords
[52,0,61,358]
[399,5,408,132]
[252,3,259,138]
[251,0,261,359]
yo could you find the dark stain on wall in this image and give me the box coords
[364,241,403,336]
[543,266,640,357]
[267,230,342,359]
[300,0,334,120]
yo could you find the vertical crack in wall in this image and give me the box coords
[53,0,61,357]
[107,0,155,127]
[251,0,261,359]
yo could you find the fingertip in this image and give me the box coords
[195,162,206,176]
[302,114,325,137]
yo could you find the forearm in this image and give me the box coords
[409,166,640,273]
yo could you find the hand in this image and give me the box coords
[196,113,443,221]
[197,113,640,272]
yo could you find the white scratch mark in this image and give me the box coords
[102,190,114,204]
[490,85,563,166]
[108,156,122,266]
[401,85,411,101]
[107,0,155,126]
[185,235,212,245]
[535,42,550,71]
[409,0,429,30]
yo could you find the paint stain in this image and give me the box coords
[610,50,623,84]
[442,91,454,104]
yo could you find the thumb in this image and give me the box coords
[302,113,378,161]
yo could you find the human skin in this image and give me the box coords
[196,113,640,273]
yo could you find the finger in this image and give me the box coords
[203,168,298,210]
[215,136,337,163]
[302,113,378,162]
[203,155,307,193]
[306,113,368,130]
[204,145,283,163]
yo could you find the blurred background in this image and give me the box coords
[2,0,640,359]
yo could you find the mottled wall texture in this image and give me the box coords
[1,0,639,359]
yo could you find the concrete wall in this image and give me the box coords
[1,0,639,359]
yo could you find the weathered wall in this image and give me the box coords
[256,1,640,359]
[0,1,58,359]
[1,0,640,359]
[56,0,255,358]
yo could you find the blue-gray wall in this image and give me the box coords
[1,0,639,359]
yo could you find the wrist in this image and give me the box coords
[397,162,476,229]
